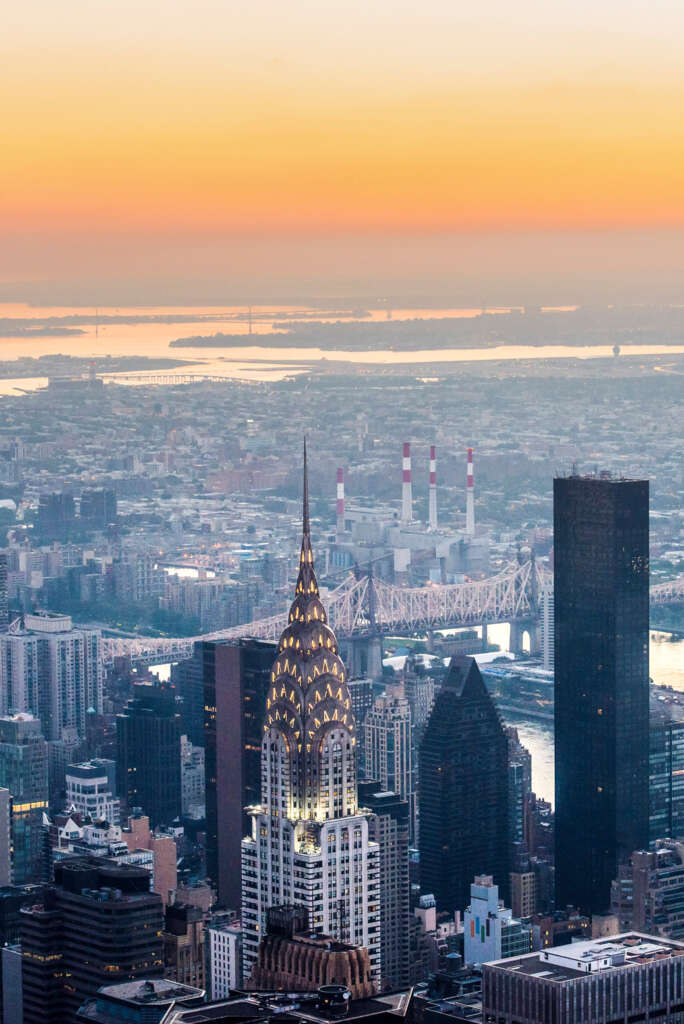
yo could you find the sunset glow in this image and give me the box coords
[3,0,684,294]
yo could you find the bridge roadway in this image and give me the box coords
[101,561,684,666]
[102,373,239,386]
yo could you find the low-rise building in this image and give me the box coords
[65,760,120,826]
[529,907,591,950]
[163,902,205,991]
[509,871,536,919]
[207,912,242,998]
[248,906,375,1000]
[611,839,684,940]
[463,876,532,967]
[76,979,204,1023]
[483,932,684,1024]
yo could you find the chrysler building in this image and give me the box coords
[241,445,380,985]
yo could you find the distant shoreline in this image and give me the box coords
[0,355,192,380]
[0,327,86,338]
[170,309,684,352]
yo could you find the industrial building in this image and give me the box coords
[329,445,490,585]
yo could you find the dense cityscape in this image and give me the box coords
[0,336,679,1022]
[3,0,684,1017]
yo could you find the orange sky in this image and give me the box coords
[3,0,684,296]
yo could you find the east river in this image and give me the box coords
[501,629,684,806]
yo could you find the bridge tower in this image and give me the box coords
[509,618,541,656]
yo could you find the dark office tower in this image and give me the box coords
[554,475,649,915]
[20,856,164,1024]
[203,637,275,909]
[79,487,117,528]
[649,702,684,843]
[172,645,206,748]
[0,715,49,884]
[347,676,376,778]
[36,491,75,540]
[358,782,411,990]
[117,683,181,828]
[0,553,8,631]
[419,656,509,915]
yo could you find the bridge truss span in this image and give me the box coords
[651,576,684,605]
[370,559,551,634]
[101,563,683,666]
[101,561,551,665]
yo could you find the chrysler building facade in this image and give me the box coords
[241,449,380,985]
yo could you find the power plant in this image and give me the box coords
[329,444,489,584]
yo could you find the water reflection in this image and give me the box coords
[2,302,684,394]
[499,630,684,807]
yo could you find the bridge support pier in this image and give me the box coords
[481,622,489,652]
[347,635,383,680]
[509,619,541,657]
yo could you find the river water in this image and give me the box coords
[501,629,684,806]
[2,301,684,395]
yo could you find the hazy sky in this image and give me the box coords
[3,0,684,302]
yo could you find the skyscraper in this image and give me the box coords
[79,487,117,528]
[554,474,649,914]
[20,856,164,1024]
[365,691,417,843]
[0,789,11,886]
[650,702,684,843]
[0,612,102,742]
[539,586,554,671]
[419,656,509,914]
[241,447,380,986]
[173,646,205,748]
[0,553,8,631]
[0,715,48,884]
[203,637,275,909]
[36,491,75,540]
[346,676,376,778]
[117,684,181,827]
[358,782,410,990]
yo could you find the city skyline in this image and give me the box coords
[1,3,684,1011]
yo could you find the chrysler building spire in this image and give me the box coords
[263,444,357,822]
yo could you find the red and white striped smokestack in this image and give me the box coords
[428,445,438,530]
[336,467,345,534]
[401,442,413,524]
[466,447,475,536]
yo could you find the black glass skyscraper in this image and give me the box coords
[116,683,181,828]
[203,637,274,910]
[419,655,509,914]
[554,475,649,914]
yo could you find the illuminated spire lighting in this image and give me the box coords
[263,438,357,822]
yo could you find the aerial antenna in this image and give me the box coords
[302,437,310,538]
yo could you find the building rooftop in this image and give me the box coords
[97,978,203,1004]
[160,989,412,1024]
[487,933,684,982]
[76,978,206,1021]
